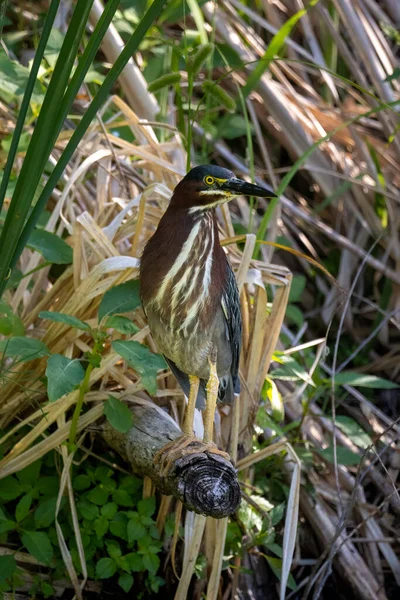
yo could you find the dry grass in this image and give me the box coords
[1,0,400,598]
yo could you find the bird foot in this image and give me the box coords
[154,435,231,478]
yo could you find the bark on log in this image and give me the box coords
[101,398,241,518]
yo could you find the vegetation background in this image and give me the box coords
[0,0,399,599]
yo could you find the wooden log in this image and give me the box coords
[101,397,241,518]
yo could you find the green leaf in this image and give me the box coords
[21,531,53,565]
[127,516,146,544]
[118,572,134,592]
[317,445,361,466]
[288,275,307,303]
[101,502,118,520]
[73,474,92,491]
[269,502,286,527]
[0,49,44,107]
[113,489,133,507]
[0,301,24,336]
[0,336,50,362]
[112,340,166,395]
[329,416,372,449]
[45,354,85,401]
[94,516,109,538]
[98,280,141,321]
[39,311,90,331]
[103,396,134,433]
[106,539,122,559]
[271,354,315,387]
[285,304,304,327]
[0,476,23,501]
[34,497,57,528]
[78,501,99,521]
[15,492,32,523]
[27,229,73,264]
[0,554,17,583]
[0,519,16,534]
[16,460,41,485]
[217,114,254,140]
[44,28,65,69]
[332,371,399,389]
[96,557,116,579]
[143,553,160,574]
[87,486,110,506]
[265,555,297,591]
[138,496,156,518]
[125,552,143,572]
[109,513,128,539]
[105,315,139,335]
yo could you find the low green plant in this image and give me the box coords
[0,453,164,597]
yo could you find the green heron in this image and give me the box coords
[140,165,277,447]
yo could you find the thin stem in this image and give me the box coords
[68,363,93,451]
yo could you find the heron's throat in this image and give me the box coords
[153,212,215,332]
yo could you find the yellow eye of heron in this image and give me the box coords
[204,175,215,186]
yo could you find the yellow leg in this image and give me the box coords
[203,357,219,443]
[182,375,200,436]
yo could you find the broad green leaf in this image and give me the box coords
[288,274,307,303]
[109,513,128,539]
[285,304,304,327]
[105,315,139,334]
[112,340,166,395]
[0,476,23,501]
[96,557,116,579]
[125,552,143,572]
[269,502,286,527]
[87,486,109,506]
[73,474,92,491]
[103,396,134,433]
[217,114,254,140]
[27,229,73,264]
[106,539,122,559]
[44,28,65,69]
[113,489,133,507]
[101,502,118,520]
[271,354,315,387]
[138,496,156,518]
[39,311,90,331]
[98,280,141,321]
[21,531,53,565]
[0,336,50,362]
[264,378,284,422]
[0,554,17,583]
[78,501,99,521]
[94,516,109,538]
[118,573,134,592]
[127,516,146,544]
[332,371,398,389]
[142,553,160,575]
[0,49,44,107]
[317,445,361,466]
[0,519,16,534]
[16,459,41,485]
[0,301,24,336]
[264,555,297,591]
[34,497,57,528]
[45,354,85,401]
[329,416,372,449]
[15,492,33,523]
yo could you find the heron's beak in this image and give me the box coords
[220,177,277,198]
